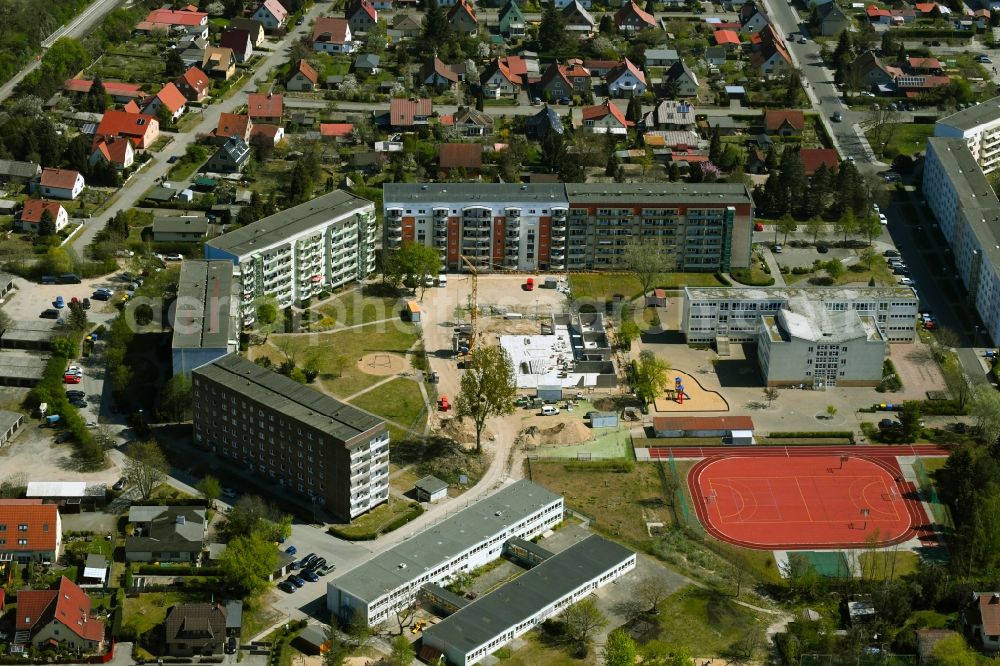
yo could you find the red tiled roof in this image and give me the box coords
[249,124,282,140]
[154,83,187,114]
[216,113,252,138]
[0,499,58,553]
[295,59,318,84]
[439,143,483,169]
[799,148,839,175]
[448,0,478,23]
[141,8,207,27]
[582,99,629,127]
[390,97,432,126]
[39,168,81,191]
[915,2,937,12]
[123,100,141,114]
[64,79,143,97]
[247,93,283,119]
[907,56,942,69]
[866,5,891,17]
[764,109,804,131]
[349,0,378,22]
[500,56,528,78]
[313,17,351,44]
[971,593,1000,636]
[258,0,288,21]
[714,29,741,46]
[320,123,354,137]
[607,58,645,85]
[615,0,656,27]
[17,578,104,643]
[420,57,459,84]
[652,416,755,432]
[20,199,63,224]
[178,66,210,97]
[93,137,133,166]
[94,110,156,146]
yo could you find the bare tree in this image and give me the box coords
[624,239,670,301]
[273,335,300,365]
[763,387,779,407]
[394,605,417,635]
[123,441,168,500]
[866,106,901,156]
[635,576,672,614]
[561,597,607,646]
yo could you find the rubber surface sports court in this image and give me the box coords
[688,454,928,550]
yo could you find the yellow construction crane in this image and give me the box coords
[460,255,479,353]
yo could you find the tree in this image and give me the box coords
[561,598,607,649]
[857,213,882,245]
[626,94,643,125]
[604,629,638,666]
[898,401,922,440]
[539,5,567,55]
[969,385,1000,445]
[395,241,440,300]
[866,106,901,157]
[165,49,186,77]
[636,576,671,614]
[834,209,857,242]
[619,319,642,349]
[422,0,448,49]
[860,246,879,270]
[255,296,280,342]
[133,303,154,326]
[220,529,279,596]
[123,441,168,500]
[38,207,56,236]
[805,217,825,244]
[634,350,671,405]
[455,346,517,453]
[227,495,292,541]
[641,642,695,666]
[197,474,222,508]
[67,300,88,331]
[826,404,838,418]
[826,257,845,279]
[776,215,797,244]
[764,387,779,407]
[388,635,415,666]
[160,373,192,422]
[624,239,669,299]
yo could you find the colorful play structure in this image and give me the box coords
[664,377,691,404]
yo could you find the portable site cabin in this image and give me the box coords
[589,411,619,428]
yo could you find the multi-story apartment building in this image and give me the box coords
[924,136,1000,345]
[682,286,918,344]
[191,353,389,521]
[933,96,1000,174]
[204,190,377,312]
[171,260,241,376]
[382,183,754,272]
[327,480,563,626]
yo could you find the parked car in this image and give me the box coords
[55,431,74,443]
[899,277,914,285]
[82,298,91,310]
[41,308,60,319]
[66,390,85,399]
[798,35,807,43]
[54,296,65,308]
[113,478,127,491]
[878,419,901,430]
[64,374,82,384]
[70,399,88,408]
[301,569,320,583]
[59,274,82,284]
[299,554,317,569]
[226,637,237,655]
[316,563,336,576]
[832,111,843,122]
[879,213,888,225]
[772,243,783,253]
[754,222,764,231]
[278,581,296,593]
[285,546,297,555]
[816,243,829,254]
[309,557,327,571]
[288,575,306,588]
[164,253,183,261]
[883,249,900,258]
[222,487,237,498]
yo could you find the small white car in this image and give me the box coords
[899,277,914,286]
[879,213,888,225]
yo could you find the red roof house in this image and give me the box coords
[16,577,105,652]
[764,109,805,135]
[144,82,187,121]
[90,136,135,171]
[64,79,143,103]
[799,148,840,176]
[251,0,288,30]
[38,168,85,201]
[0,499,61,561]
[581,99,629,133]
[615,1,657,31]
[714,29,741,47]
[964,592,1000,652]
[215,113,253,141]
[389,98,432,128]
[18,200,68,234]
[312,17,354,53]
[93,109,160,149]
[286,59,319,92]
[136,8,208,32]
[438,143,483,173]
[247,93,284,123]
[175,66,210,102]
[319,123,355,139]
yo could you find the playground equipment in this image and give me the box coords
[664,377,691,404]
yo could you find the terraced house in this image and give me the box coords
[204,189,377,309]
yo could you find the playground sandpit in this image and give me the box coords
[520,421,593,447]
[651,370,729,412]
[357,352,409,376]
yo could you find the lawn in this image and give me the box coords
[89,43,165,84]
[858,550,919,580]
[314,292,401,328]
[502,632,589,666]
[123,590,188,640]
[569,272,724,302]
[350,377,426,429]
[328,495,420,540]
[655,587,767,657]
[865,124,935,157]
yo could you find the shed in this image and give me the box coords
[730,429,754,445]
[646,288,667,307]
[652,415,755,438]
[225,600,243,636]
[0,410,25,447]
[415,475,448,503]
[178,188,194,202]
[293,625,332,655]
[81,553,109,585]
[404,300,421,322]
[0,199,16,214]
[536,384,562,402]
[724,85,747,99]
[589,411,619,429]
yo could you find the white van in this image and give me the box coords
[541,405,560,416]
[437,274,448,287]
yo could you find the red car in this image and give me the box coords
[64,374,81,384]
[438,396,450,411]
[754,223,765,232]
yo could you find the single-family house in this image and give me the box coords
[215,113,253,142]
[251,0,288,31]
[418,56,460,88]
[764,109,804,136]
[144,82,187,122]
[92,110,160,149]
[125,506,207,563]
[852,51,900,88]
[165,603,227,657]
[964,592,1000,653]
[438,143,483,175]
[642,99,696,130]
[738,1,770,33]
[555,0,591,7]
[448,0,478,34]
[0,160,41,186]
[346,0,378,34]
[894,74,950,95]
[202,46,236,80]
[480,57,522,97]
[220,28,254,63]
[815,2,851,36]
[450,106,493,136]
[249,124,285,147]
[287,59,319,91]
[389,97,432,129]
[320,123,355,141]
[18,200,68,234]
[0,499,61,563]
[525,105,564,139]
[799,148,840,175]
[538,62,590,100]
[89,136,135,171]
[175,66,211,102]
[312,17,354,53]
[37,168,84,200]
[562,0,596,33]
[391,13,421,37]
[705,46,729,66]
[178,35,208,68]
[664,60,700,97]
[228,18,266,46]
[865,5,891,23]
[714,29,742,49]
[615,0,657,31]
[606,58,646,97]
[581,99,629,134]
[16,577,105,653]
[750,35,792,74]
[247,93,283,123]
[152,215,209,242]
[907,56,943,74]
[136,7,208,39]
[646,49,680,68]
[205,137,251,173]
[499,0,526,36]
[353,53,381,75]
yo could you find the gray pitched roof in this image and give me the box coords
[126,506,206,553]
[165,603,227,642]
[414,475,448,494]
[0,159,40,179]
[172,260,236,350]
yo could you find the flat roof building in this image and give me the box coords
[0,351,48,387]
[934,96,1000,174]
[204,189,377,311]
[421,535,636,666]
[193,353,389,521]
[171,261,241,376]
[152,215,209,243]
[327,480,563,626]
[0,410,25,447]
[0,321,59,351]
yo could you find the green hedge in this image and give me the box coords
[766,431,855,439]
[730,267,775,286]
[327,504,424,541]
[136,565,222,576]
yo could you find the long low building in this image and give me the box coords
[383,182,755,274]
[171,260,241,376]
[421,535,636,666]
[204,189,377,311]
[681,286,918,345]
[327,480,563,627]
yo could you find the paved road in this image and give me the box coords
[0,0,123,103]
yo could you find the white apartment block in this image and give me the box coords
[204,190,377,314]
[924,137,1000,345]
[327,480,564,627]
[934,96,1000,174]
[682,286,918,344]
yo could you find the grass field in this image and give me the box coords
[569,272,724,302]
[859,550,920,580]
[350,377,426,429]
[90,43,165,83]
[531,427,632,459]
[314,292,401,328]
[328,495,419,539]
[865,124,935,157]
[123,590,187,639]
[656,587,767,657]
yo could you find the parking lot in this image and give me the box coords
[2,273,126,324]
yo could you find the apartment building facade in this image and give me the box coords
[204,190,377,313]
[382,183,754,273]
[192,353,389,521]
[682,286,918,344]
[934,96,1000,174]
[924,136,1000,345]
[327,480,563,627]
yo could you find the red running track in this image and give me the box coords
[647,444,951,460]
[688,454,930,550]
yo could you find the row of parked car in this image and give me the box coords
[277,549,336,593]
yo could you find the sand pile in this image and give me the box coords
[521,420,592,447]
[438,417,493,445]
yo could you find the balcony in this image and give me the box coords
[552,233,566,243]
[550,261,565,270]
[435,237,448,248]
[388,228,403,240]
[433,208,449,219]
[505,208,521,219]
[551,209,568,220]
[462,209,491,220]
[387,209,402,220]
